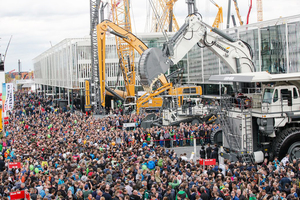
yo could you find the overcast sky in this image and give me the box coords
[0,0,299,72]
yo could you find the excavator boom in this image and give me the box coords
[96,20,148,107]
[138,13,255,89]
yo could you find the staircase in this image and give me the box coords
[217,97,241,151]
[172,95,179,111]
[218,96,254,164]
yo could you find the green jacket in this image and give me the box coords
[158,158,163,167]
[170,130,175,137]
[176,190,188,200]
[168,179,180,189]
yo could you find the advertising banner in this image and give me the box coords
[199,159,216,165]
[3,83,14,114]
[8,162,22,169]
[10,190,30,200]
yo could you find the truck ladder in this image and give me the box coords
[172,95,179,111]
[242,112,255,163]
[218,97,241,151]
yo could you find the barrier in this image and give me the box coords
[129,136,212,148]
[10,191,30,200]
[9,162,22,169]
[199,159,216,165]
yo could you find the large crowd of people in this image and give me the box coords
[0,92,299,200]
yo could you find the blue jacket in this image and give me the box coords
[147,161,155,170]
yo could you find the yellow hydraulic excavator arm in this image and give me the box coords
[96,20,187,114]
[96,20,148,107]
[136,83,173,114]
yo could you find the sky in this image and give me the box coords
[0,0,299,73]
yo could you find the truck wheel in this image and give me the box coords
[274,127,300,161]
[211,129,223,146]
[191,119,200,126]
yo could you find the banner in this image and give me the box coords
[2,83,5,111]
[10,190,30,200]
[199,159,216,165]
[3,83,14,114]
[123,123,136,128]
[8,162,22,169]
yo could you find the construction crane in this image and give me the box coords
[246,0,252,24]
[106,0,136,107]
[89,0,102,114]
[257,0,263,22]
[232,0,243,26]
[210,0,223,29]
[151,0,179,32]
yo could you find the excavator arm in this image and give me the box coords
[138,13,255,89]
[136,83,173,114]
[96,20,148,107]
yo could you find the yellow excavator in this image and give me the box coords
[96,20,201,114]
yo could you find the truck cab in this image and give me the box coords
[261,85,300,113]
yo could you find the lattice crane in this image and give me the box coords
[257,0,263,22]
[233,0,243,26]
[89,0,102,114]
[210,0,223,29]
[151,0,179,32]
[110,0,136,104]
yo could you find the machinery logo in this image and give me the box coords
[215,42,230,53]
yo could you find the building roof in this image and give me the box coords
[209,72,300,83]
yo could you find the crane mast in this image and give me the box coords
[90,0,102,113]
[233,0,243,26]
[151,0,179,32]
[111,0,136,99]
[257,0,263,22]
[210,0,223,29]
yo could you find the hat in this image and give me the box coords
[85,185,88,190]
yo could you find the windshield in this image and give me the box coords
[124,97,135,104]
[262,88,274,104]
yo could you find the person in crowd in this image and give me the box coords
[0,91,299,200]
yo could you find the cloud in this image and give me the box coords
[1,0,299,73]
[0,0,89,72]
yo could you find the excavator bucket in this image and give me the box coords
[138,48,171,90]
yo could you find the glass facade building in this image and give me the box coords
[33,15,300,93]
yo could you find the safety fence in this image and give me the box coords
[129,136,213,148]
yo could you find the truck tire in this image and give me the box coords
[211,129,223,146]
[274,127,300,161]
[191,119,200,126]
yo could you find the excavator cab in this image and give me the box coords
[124,96,136,114]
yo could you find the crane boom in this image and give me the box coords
[210,0,223,29]
[246,0,252,24]
[233,0,243,26]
